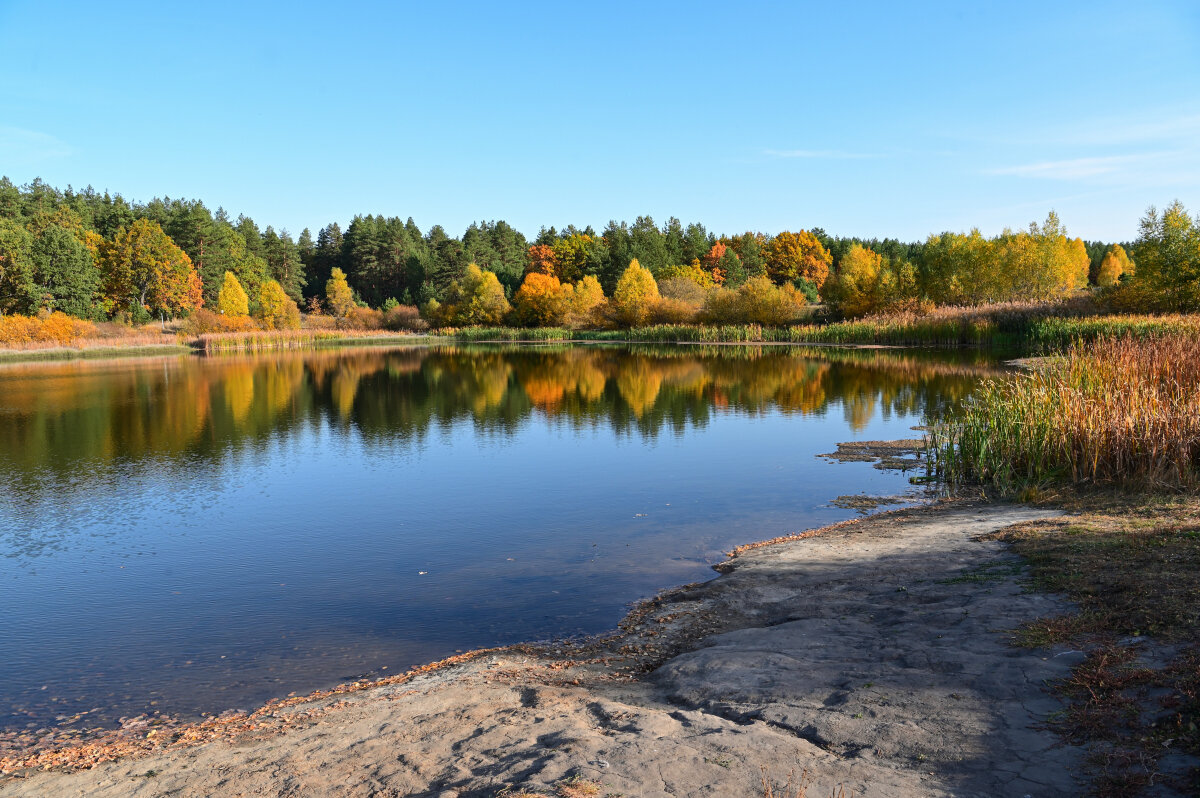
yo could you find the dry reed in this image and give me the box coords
[931,333,1200,491]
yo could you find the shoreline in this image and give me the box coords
[0,499,1113,797]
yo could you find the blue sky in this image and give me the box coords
[1,1,1197,242]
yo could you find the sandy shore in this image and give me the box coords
[1,501,1095,797]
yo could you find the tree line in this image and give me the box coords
[2,176,1191,330]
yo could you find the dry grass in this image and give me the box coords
[989,502,1200,795]
[192,329,415,353]
[932,333,1200,492]
[759,767,851,798]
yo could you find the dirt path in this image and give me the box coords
[1,503,1088,797]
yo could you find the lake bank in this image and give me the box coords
[1,499,1137,798]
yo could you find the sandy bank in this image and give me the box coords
[2,502,1093,797]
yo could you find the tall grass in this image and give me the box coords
[930,334,1200,491]
[193,329,417,353]
[450,310,1200,350]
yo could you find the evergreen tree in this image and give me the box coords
[29,224,100,318]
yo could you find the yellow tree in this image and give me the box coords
[256,279,301,330]
[97,219,203,316]
[1097,244,1133,287]
[218,271,249,317]
[765,230,832,289]
[446,263,510,325]
[822,244,883,318]
[612,259,659,326]
[325,267,355,317]
[568,275,605,324]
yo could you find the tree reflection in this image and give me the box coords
[0,344,1002,508]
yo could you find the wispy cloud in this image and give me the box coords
[984,149,1197,184]
[985,154,1160,180]
[764,148,880,160]
[0,126,74,165]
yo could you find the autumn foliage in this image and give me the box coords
[765,230,832,289]
[0,312,96,347]
[611,259,660,326]
[96,219,203,317]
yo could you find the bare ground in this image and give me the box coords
[1,502,1101,797]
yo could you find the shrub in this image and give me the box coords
[342,306,384,330]
[658,277,707,305]
[382,304,427,331]
[0,312,96,346]
[648,296,699,324]
[181,308,259,335]
[700,276,807,326]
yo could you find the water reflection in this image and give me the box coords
[1,344,995,495]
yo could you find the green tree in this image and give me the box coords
[326,267,355,317]
[0,219,35,313]
[1131,201,1200,310]
[29,223,100,318]
[218,271,249,317]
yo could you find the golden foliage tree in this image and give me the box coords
[1097,244,1133,287]
[511,272,570,326]
[218,271,249,317]
[822,244,884,318]
[566,275,605,327]
[765,231,832,289]
[431,263,511,326]
[612,259,660,326]
[97,218,203,316]
[325,267,355,318]
[256,279,301,330]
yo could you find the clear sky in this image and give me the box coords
[1,0,1197,242]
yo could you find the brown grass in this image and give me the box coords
[933,333,1200,492]
[990,502,1200,795]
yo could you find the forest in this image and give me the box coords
[0,176,1195,343]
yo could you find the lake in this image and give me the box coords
[0,343,1000,737]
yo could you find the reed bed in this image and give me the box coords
[930,334,1200,492]
[449,311,1200,350]
[192,329,416,353]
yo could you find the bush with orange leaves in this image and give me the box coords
[180,308,260,336]
[0,312,97,347]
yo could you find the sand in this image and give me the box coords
[1,502,1097,797]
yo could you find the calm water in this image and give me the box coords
[0,343,1000,734]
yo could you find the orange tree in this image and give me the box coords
[765,230,831,289]
[511,272,570,326]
